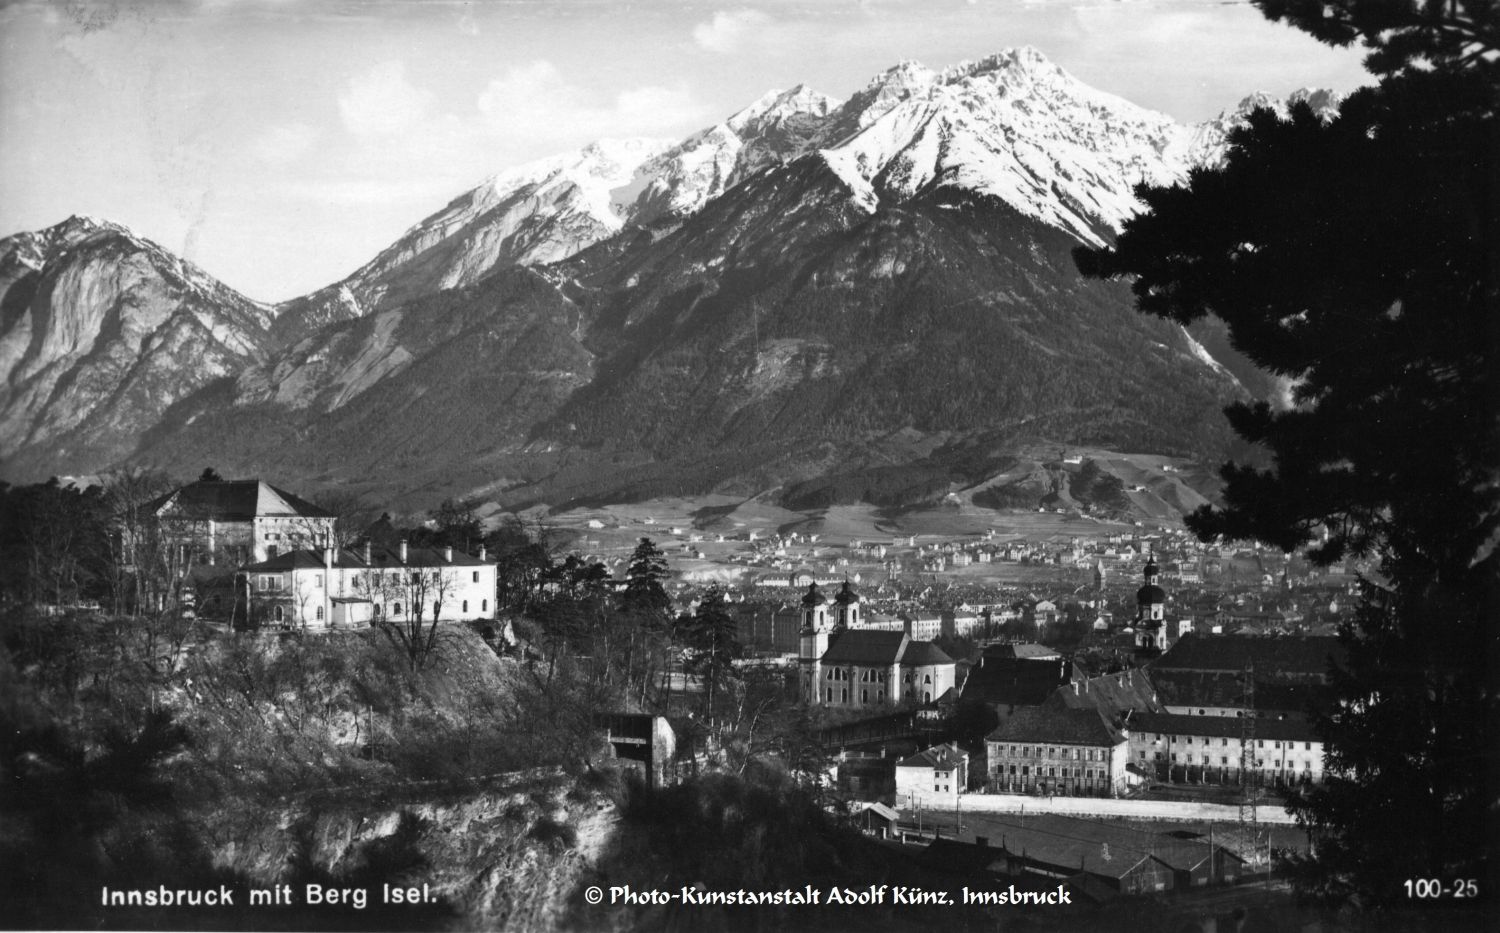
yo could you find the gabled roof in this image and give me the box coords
[985,704,1125,747]
[146,479,334,522]
[819,630,956,667]
[1049,669,1164,716]
[821,629,907,664]
[960,656,1069,708]
[897,742,967,771]
[984,821,1160,880]
[899,640,955,666]
[1150,633,1343,677]
[1150,668,1334,715]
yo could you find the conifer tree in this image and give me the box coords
[1076,7,1497,906]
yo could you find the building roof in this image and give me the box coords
[960,656,1070,708]
[146,479,334,522]
[1127,711,1321,744]
[983,821,1162,881]
[897,742,967,771]
[1049,669,1164,716]
[982,642,1059,660]
[241,544,492,573]
[801,581,827,606]
[1136,583,1167,605]
[899,640,955,666]
[818,630,955,668]
[977,814,1241,875]
[1150,668,1334,715]
[821,629,906,664]
[855,801,899,823]
[985,704,1125,747]
[1150,634,1344,677]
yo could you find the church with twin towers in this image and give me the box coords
[798,580,957,710]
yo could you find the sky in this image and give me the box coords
[0,0,1373,303]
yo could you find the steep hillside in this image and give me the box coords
[0,217,275,477]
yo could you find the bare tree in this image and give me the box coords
[362,562,455,672]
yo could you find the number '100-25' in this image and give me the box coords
[1405,879,1477,898]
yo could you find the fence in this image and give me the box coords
[952,792,1299,825]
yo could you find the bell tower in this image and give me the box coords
[1135,553,1169,654]
[799,582,832,703]
[833,579,861,629]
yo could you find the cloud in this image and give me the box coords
[692,9,772,54]
[477,60,705,145]
[251,123,317,165]
[338,61,432,136]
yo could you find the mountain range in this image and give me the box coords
[0,49,1336,513]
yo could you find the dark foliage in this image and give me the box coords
[1078,60,1497,910]
[1252,0,1498,76]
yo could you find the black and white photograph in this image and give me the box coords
[0,1,1493,930]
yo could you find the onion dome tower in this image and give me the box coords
[1135,553,1169,653]
[833,579,861,628]
[799,582,833,703]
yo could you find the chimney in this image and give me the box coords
[444,545,453,563]
[363,540,372,564]
[478,543,487,561]
[399,538,408,562]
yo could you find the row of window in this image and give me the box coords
[994,744,1105,762]
[999,765,1105,779]
[1143,750,1315,770]
[823,668,933,685]
[1152,735,1315,751]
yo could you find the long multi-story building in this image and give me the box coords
[234,539,497,630]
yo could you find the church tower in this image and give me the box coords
[833,579,861,628]
[799,582,833,703]
[1134,554,1169,654]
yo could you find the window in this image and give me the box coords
[482,599,487,612]
[472,571,479,583]
[1222,738,1228,746]
[267,545,278,558]
[826,688,832,702]
[862,690,868,703]
[1139,751,1146,759]
[411,572,421,584]
[1199,709,1205,715]
[313,573,323,589]
[393,602,402,616]
[841,689,848,703]
[315,606,324,621]
[433,601,440,618]
[924,674,931,684]
[273,606,284,623]
[1258,740,1265,748]
[463,600,468,613]
[1305,742,1312,750]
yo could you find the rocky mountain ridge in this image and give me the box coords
[0,50,1339,507]
[0,216,275,474]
